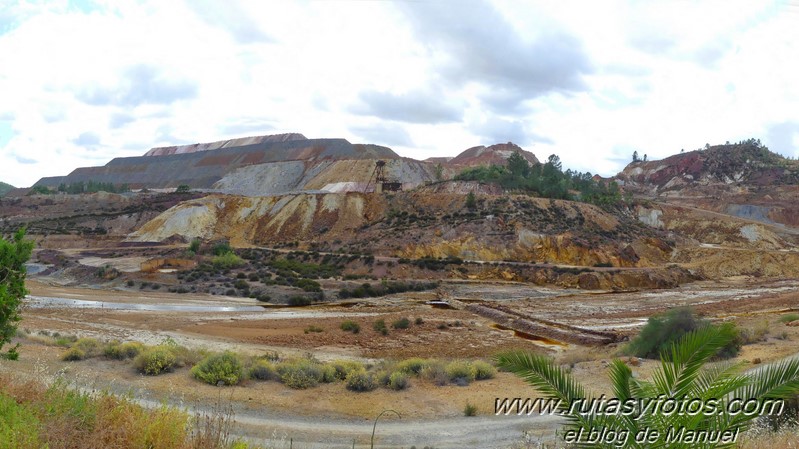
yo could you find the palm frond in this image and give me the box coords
[693,361,748,400]
[739,357,799,400]
[494,351,587,404]
[653,325,735,397]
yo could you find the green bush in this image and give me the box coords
[779,313,799,323]
[330,360,363,380]
[71,337,102,358]
[61,347,86,361]
[464,402,478,417]
[624,307,741,360]
[373,319,388,335]
[249,360,277,381]
[375,370,392,387]
[212,252,244,269]
[212,241,232,256]
[420,362,449,386]
[472,361,497,380]
[320,364,337,383]
[191,352,244,386]
[103,341,144,360]
[287,295,312,307]
[296,278,322,292]
[396,358,429,375]
[340,320,360,334]
[445,361,476,385]
[0,393,42,447]
[189,238,201,253]
[276,359,323,389]
[134,346,177,375]
[392,318,411,329]
[345,370,377,392]
[388,371,410,391]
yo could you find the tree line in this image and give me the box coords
[454,152,624,207]
[29,181,130,195]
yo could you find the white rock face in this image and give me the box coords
[740,224,761,242]
[638,208,664,228]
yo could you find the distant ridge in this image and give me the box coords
[35,137,399,190]
[0,181,14,197]
[144,133,307,156]
[448,142,539,167]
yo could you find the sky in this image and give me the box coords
[2,0,799,187]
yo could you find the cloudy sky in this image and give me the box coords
[1,0,799,187]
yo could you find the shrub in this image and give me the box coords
[373,319,388,335]
[624,307,740,360]
[104,341,144,360]
[134,346,177,375]
[375,370,392,387]
[472,361,497,380]
[739,322,770,345]
[320,364,337,383]
[388,371,410,391]
[445,361,476,385]
[276,359,323,389]
[415,317,424,325]
[212,241,232,256]
[296,278,321,292]
[340,320,360,334]
[464,402,478,416]
[212,252,244,269]
[392,318,411,329]
[420,362,449,386]
[72,337,102,358]
[233,279,249,290]
[249,360,277,381]
[189,238,201,253]
[62,347,86,361]
[287,295,312,307]
[330,360,363,380]
[345,370,377,392]
[396,358,429,375]
[779,313,799,323]
[191,352,244,386]
[304,325,323,334]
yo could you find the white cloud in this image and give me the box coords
[0,0,797,187]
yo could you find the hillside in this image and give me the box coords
[31,134,548,197]
[448,142,538,168]
[0,181,13,197]
[33,135,400,190]
[616,140,799,195]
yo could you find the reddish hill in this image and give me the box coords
[616,141,799,193]
[448,142,538,168]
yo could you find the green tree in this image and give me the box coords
[0,229,33,359]
[632,150,640,162]
[434,163,444,181]
[507,151,530,177]
[175,184,191,193]
[496,325,799,449]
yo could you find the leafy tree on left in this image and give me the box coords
[0,229,33,360]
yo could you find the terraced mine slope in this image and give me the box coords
[33,137,400,190]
